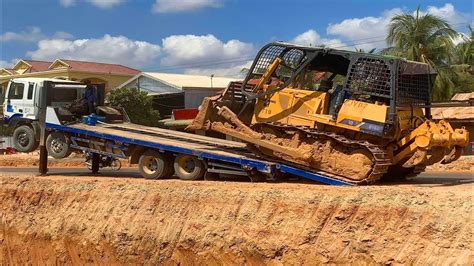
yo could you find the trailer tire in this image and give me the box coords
[13,125,38,152]
[174,154,205,180]
[46,132,71,159]
[139,150,174,179]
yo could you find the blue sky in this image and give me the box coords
[0,0,472,76]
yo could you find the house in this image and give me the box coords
[118,72,238,116]
[0,59,140,98]
[431,92,474,155]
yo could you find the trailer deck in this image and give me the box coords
[46,122,353,186]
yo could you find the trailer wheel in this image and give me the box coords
[13,125,38,152]
[46,132,71,159]
[139,150,174,179]
[174,154,205,180]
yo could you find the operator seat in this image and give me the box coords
[318,79,333,92]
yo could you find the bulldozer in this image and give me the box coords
[187,42,469,184]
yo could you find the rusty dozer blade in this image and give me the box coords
[188,99,311,160]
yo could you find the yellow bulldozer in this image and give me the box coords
[188,42,469,183]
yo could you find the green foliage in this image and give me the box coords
[106,88,160,127]
[384,7,473,100]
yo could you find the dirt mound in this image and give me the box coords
[427,156,473,172]
[1,174,472,264]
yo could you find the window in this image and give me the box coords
[27,83,34,100]
[8,82,24,100]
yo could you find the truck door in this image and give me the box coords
[5,81,27,118]
[22,82,37,119]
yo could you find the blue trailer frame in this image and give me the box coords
[46,122,353,186]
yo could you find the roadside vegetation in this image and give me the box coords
[106,87,160,127]
[383,7,473,101]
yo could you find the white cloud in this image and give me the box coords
[27,34,161,68]
[326,8,401,50]
[60,0,125,9]
[59,0,75,7]
[184,60,252,78]
[0,59,19,69]
[0,27,74,43]
[152,0,222,13]
[52,31,74,39]
[88,0,125,9]
[326,3,470,50]
[424,3,470,27]
[160,34,253,77]
[0,27,44,42]
[291,29,345,48]
[161,34,253,66]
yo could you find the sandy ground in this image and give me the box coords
[0,153,472,173]
[0,173,472,265]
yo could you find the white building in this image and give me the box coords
[117,72,238,109]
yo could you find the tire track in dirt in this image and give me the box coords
[0,174,472,265]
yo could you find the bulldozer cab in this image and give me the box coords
[240,42,437,124]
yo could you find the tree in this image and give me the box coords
[386,7,458,63]
[106,88,160,127]
[385,7,460,100]
[452,26,473,65]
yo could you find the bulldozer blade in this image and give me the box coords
[403,148,428,168]
[425,147,447,166]
[186,96,220,132]
[441,146,463,164]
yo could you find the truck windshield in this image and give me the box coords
[7,82,24,100]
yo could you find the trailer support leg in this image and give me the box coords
[38,145,48,175]
[91,153,100,174]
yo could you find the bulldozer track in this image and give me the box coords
[252,123,392,184]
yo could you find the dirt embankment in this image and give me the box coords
[1,174,472,265]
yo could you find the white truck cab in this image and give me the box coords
[2,78,86,153]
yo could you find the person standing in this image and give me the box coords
[83,80,96,114]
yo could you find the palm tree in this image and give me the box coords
[452,25,473,65]
[386,7,458,64]
[385,7,459,100]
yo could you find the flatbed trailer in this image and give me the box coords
[45,121,353,186]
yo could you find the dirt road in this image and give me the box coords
[1,172,472,265]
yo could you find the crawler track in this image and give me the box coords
[251,123,392,184]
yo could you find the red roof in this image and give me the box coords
[23,60,52,72]
[59,59,140,75]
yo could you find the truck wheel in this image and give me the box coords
[139,150,174,179]
[174,154,205,180]
[13,125,38,152]
[46,132,71,159]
